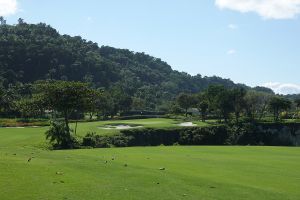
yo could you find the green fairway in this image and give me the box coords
[0,120,300,200]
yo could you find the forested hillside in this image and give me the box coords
[0,21,273,109]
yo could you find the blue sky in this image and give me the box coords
[1,0,300,94]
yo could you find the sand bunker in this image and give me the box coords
[1,126,43,129]
[99,124,143,130]
[178,122,197,127]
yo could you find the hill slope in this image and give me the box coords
[0,22,273,108]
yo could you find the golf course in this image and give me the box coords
[2,5,300,199]
[1,119,299,200]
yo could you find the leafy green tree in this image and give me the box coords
[169,103,183,115]
[17,18,25,25]
[216,89,234,123]
[0,16,6,25]
[244,91,272,121]
[177,93,196,117]
[0,86,4,111]
[293,98,300,119]
[206,85,235,122]
[295,99,300,108]
[253,86,275,94]
[132,97,146,111]
[206,85,226,117]
[45,121,77,149]
[95,91,115,119]
[16,96,44,119]
[85,89,103,120]
[232,88,246,123]
[118,95,133,114]
[244,91,259,121]
[196,93,209,122]
[269,96,292,122]
[0,85,19,117]
[34,81,94,138]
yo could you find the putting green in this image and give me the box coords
[70,118,212,136]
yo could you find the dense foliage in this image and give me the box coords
[82,126,229,148]
[1,20,298,150]
[82,123,300,148]
[45,120,79,149]
[0,21,263,111]
[174,85,294,123]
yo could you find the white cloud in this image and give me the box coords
[215,0,300,19]
[227,49,236,55]
[228,24,238,29]
[262,82,300,95]
[0,0,18,16]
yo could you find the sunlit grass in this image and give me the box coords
[0,119,299,200]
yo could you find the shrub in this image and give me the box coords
[81,123,300,149]
[228,123,300,146]
[82,126,230,148]
[82,132,133,148]
[82,132,111,148]
[45,120,78,149]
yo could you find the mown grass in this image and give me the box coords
[0,119,300,200]
[70,118,213,136]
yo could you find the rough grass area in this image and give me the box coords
[0,122,300,200]
[0,118,50,127]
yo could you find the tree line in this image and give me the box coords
[2,81,293,124]
[0,18,273,111]
[1,18,297,149]
[175,85,295,123]
[0,80,298,148]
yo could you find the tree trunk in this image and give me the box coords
[74,121,78,135]
[259,104,267,121]
[201,112,206,122]
[235,112,239,123]
[64,111,70,136]
[223,111,229,124]
[274,109,279,122]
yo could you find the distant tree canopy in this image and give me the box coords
[0,20,274,110]
[176,93,196,117]
[268,96,292,121]
[174,85,295,123]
